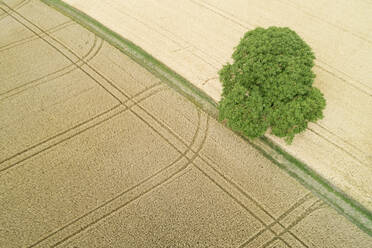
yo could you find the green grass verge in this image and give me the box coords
[41,0,371,236]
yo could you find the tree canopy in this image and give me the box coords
[219,27,326,143]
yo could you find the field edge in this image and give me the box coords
[39,0,372,235]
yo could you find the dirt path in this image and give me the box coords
[0,0,371,247]
[57,0,372,212]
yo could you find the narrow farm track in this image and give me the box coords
[58,0,372,211]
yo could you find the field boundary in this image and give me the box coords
[41,0,372,235]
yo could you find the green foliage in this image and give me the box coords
[219,27,326,143]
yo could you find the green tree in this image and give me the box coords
[219,27,326,143]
